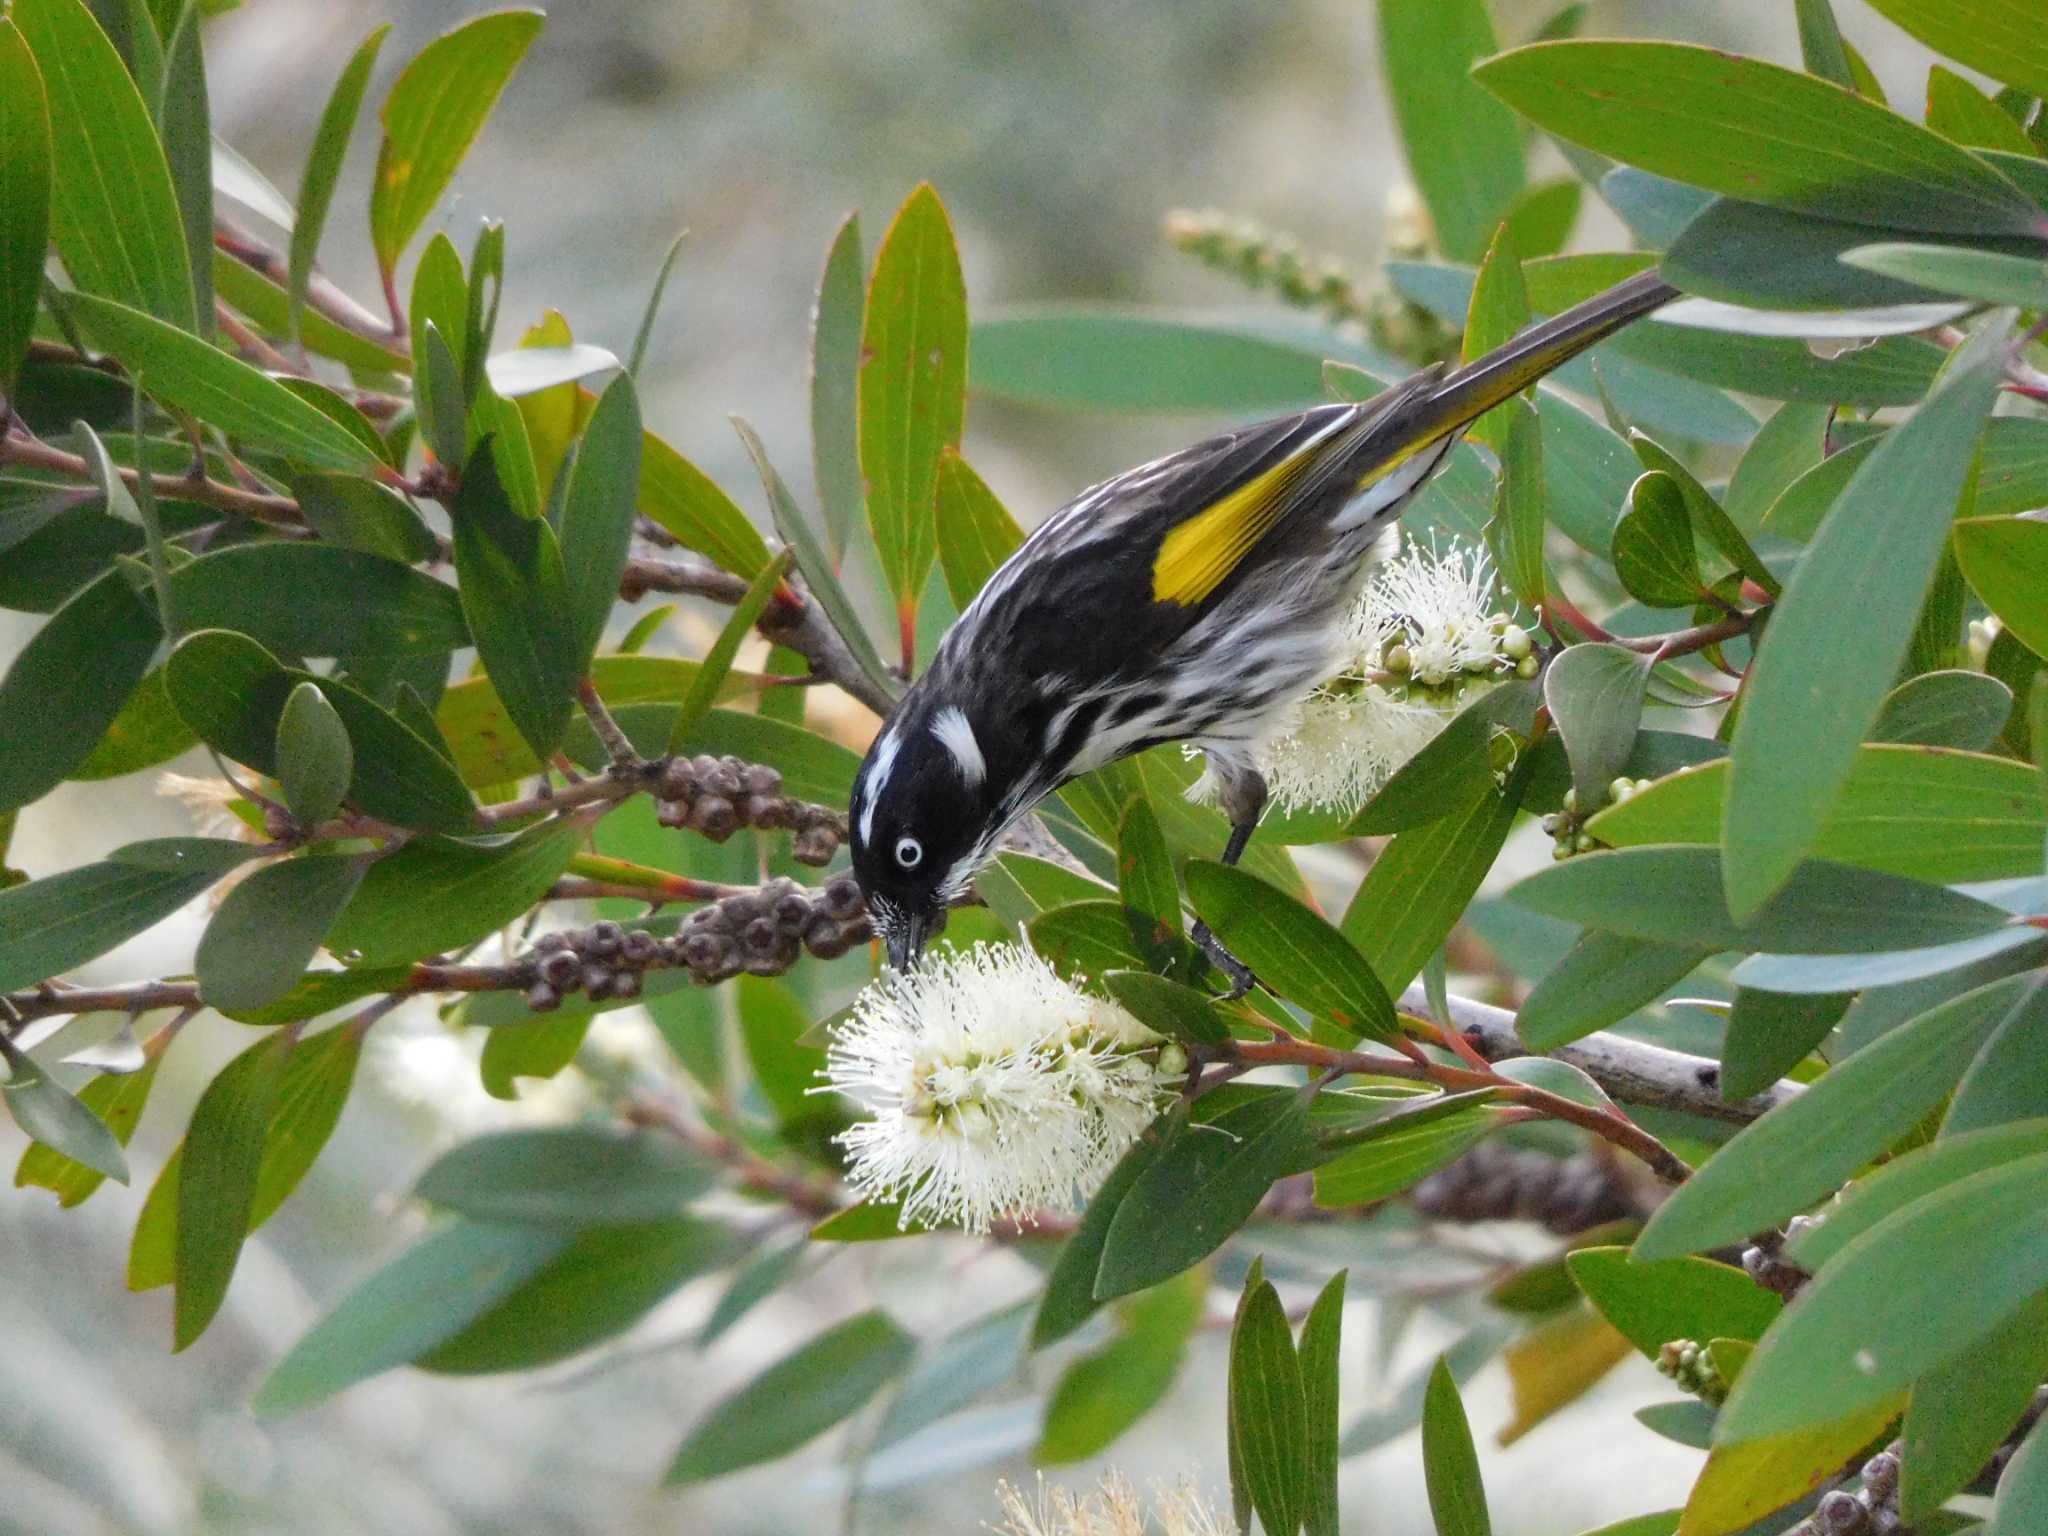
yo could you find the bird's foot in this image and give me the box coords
[1190,918,1259,1001]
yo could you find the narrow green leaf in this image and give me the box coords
[1871,670,2013,751]
[666,1311,914,1484]
[0,1034,129,1183]
[875,1300,1034,1449]
[369,9,542,274]
[1039,1266,1204,1464]
[1517,932,1709,1052]
[1423,1357,1493,1536]
[1944,977,2048,1136]
[859,183,967,665]
[0,565,158,814]
[14,1058,155,1205]
[1724,331,2005,918]
[211,250,406,375]
[1185,862,1396,1040]
[667,548,790,754]
[326,818,583,966]
[1566,1248,1782,1360]
[1636,973,2034,1260]
[159,3,212,327]
[14,0,194,327]
[1117,796,1187,977]
[0,22,51,393]
[1843,243,2048,310]
[1726,402,1829,533]
[934,448,1024,610]
[478,1010,589,1100]
[275,680,352,826]
[1988,1399,2048,1534]
[419,1216,732,1375]
[1926,64,2038,155]
[1487,399,1546,608]
[1793,0,1855,89]
[415,1125,714,1226]
[168,542,468,658]
[638,428,772,581]
[63,291,383,470]
[1862,0,2048,100]
[1956,514,2048,660]
[1101,970,1230,1046]
[254,1220,567,1416]
[1500,178,1581,259]
[1543,643,1651,813]
[1379,0,1525,262]
[1464,221,1530,454]
[557,373,642,671]
[287,25,386,345]
[1031,1129,1165,1349]
[175,1028,291,1348]
[1900,1291,2048,1522]
[627,229,686,380]
[809,211,864,566]
[417,320,465,470]
[1721,987,1847,1101]
[1473,41,2047,237]
[1299,1270,1347,1536]
[0,837,257,992]
[1231,1277,1311,1536]
[1095,1093,1314,1299]
[195,854,365,1012]
[1717,1150,2048,1442]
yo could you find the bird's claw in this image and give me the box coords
[1190,918,1258,1001]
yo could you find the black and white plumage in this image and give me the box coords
[849,271,1677,971]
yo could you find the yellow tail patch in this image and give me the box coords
[1151,454,1309,606]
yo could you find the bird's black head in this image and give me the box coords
[849,700,999,970]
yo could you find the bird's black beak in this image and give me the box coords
[885,910,937,972]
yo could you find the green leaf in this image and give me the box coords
[1464,221,1531,454]
[729,414,898,705]
[326,818,583,966]
[934,449,1024,610]
[1543,643,1651,813]
[195,854,365,1012]
[1727,402,1829,533]
[0,1034,129,1183]
[1614,473,1705,610]
[0,21,51,392]
[1684,1401,1904,1536]
[697,1235,806,1346]
[1039,1266,1204,1464]
[211,252,408,375]
[174,1027,291,1349]
[1566,1248,1781,1360]
[253,1220,568,1416]
[1351,682,1535,836]
[666,1310,914,1484]
[276,680,352,827]
[809,211,864,566]
[1793,0,1856,88]
[1861,0,2048,100]
[168,542,468,658]
[1925,64,2039,155]
[1472,41,2047,237]
[1636,973,2035,1261]
[1031,1130,1165,1348]
[1231,1276,1311,1536]
[1514,845,2012,954]
[1628,432,1778,598]
[1989,1401,2048,1534]
[477,1009,589,1100]
[1721,987,1848,1101]
[1299,1270,1346,1536]
[164,630,476,833]
[1717,1149,2048,1442]
[859,183,968,665]
[1101,970,1231,1046]
[1185,862,1397,1042]
[63,291,382,470]
[1379,0,1525,263]
[286,25,386,344]
[1517,932,1710,1052]
[1422,1357,1493,1536]
[1500,178,1582,259]
[556,373,642,671]
[368,9,542,274]
[1843,243,2048,309]
[1095,1094,1314,1300]
[1117,796,1187,976]
[1487,398,1546,608]
[875,1300,1034,1449]
[1342,755,1525,994]
[638,428,772,581]
[1586,747,2048,886]
[69,665,195,781]
[419,1215,732,1375]
[1027,899,1148,982]
[158,4,211,327]
[0,837,257,992]
[451,444,580,762]
[0,565,159,814]
[1872,670,2013,751]
[416,320,465,471]
[1901,1291,2048,1524]
[13,1058,155,1206]
[1956,514,2048,660]
[1724,327,2004,917]
[667,549,790,754]
[414,1125,714,1227]
[626,228,685,380]
[1944,978,2048,1136]
[14,0,193,327]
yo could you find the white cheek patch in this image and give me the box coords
[857,725,903,847]
[930,706,986,788]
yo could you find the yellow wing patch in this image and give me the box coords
[1151,453,1310,607]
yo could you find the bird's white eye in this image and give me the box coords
[894,836,924,870]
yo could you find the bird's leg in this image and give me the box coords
[1190,768,1266,1001]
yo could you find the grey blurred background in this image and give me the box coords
[1,2,1964,1532]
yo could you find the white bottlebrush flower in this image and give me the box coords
[824,944,1183,1234]
[993,1473,1238,1536]
[1255,536,1524,815]
[155,770,259,843]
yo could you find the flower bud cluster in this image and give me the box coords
[1542,777,1642,861]
[652,754,844,866]
[517,876,869,1010]
[1409,1144,1639,1233]
[1163,207,1375,326]
[1656,1338,1729,1406]
[1785,1443,1904,1536]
